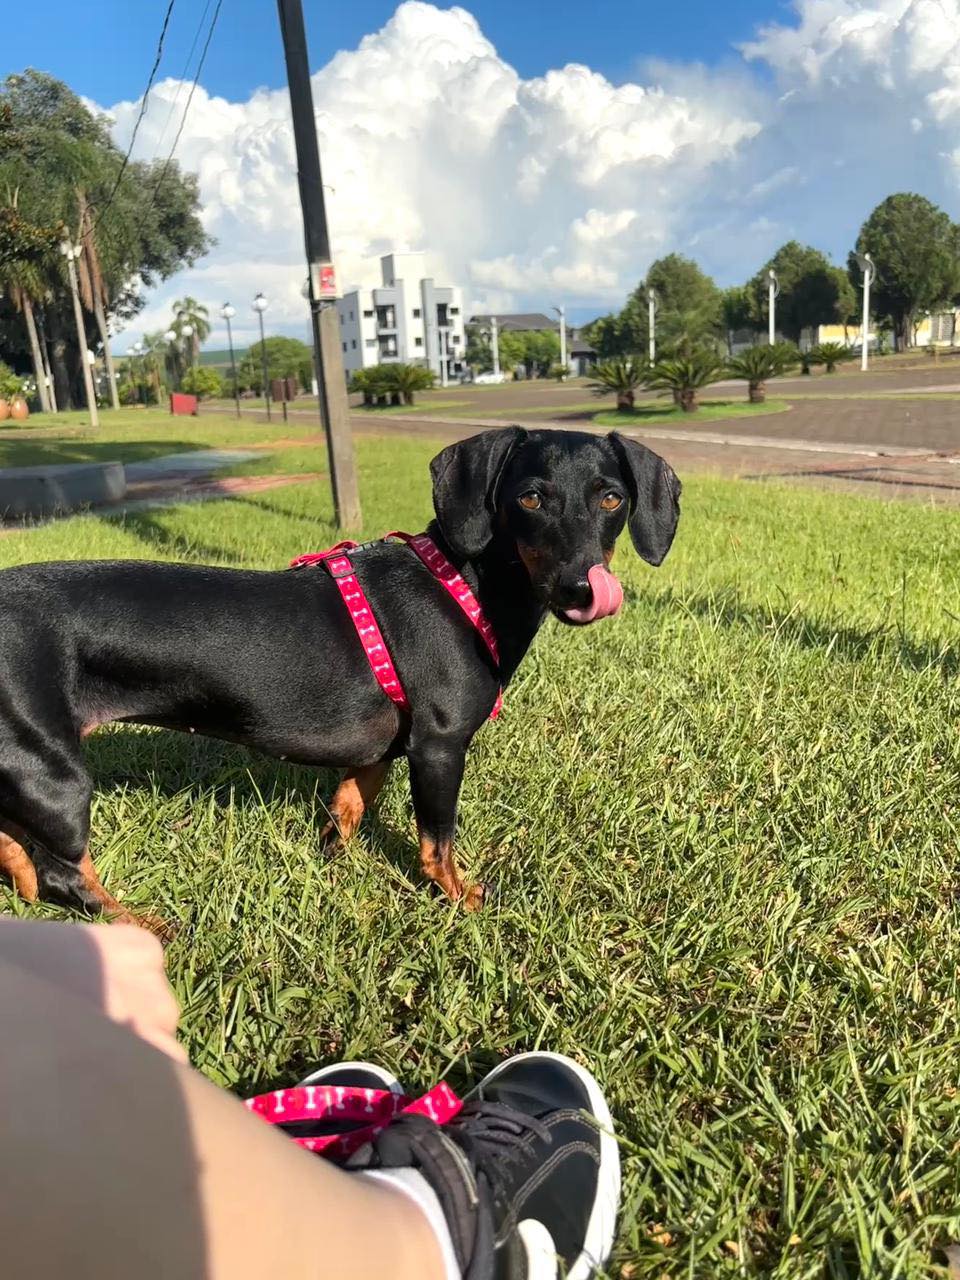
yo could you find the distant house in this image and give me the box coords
[468,312,597,375]
[804,309,960,351]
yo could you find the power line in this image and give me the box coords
[153,0,214,155]
[89,0,178,235]
[145,0,223,213]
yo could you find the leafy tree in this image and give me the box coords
[851,193,960,351]
[720,285,755,355]
[587,357,647,411]
[645,350,725,413]
[580,312,635,359]
[726,344,797,403]
[180,365,222,399]
[634,254,723,356]
[0,70,210,410]
[749,242,855,343]
[239,335,313,392]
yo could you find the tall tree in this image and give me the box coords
[719,285,754,355]
[851,193,960,351]
[171,296,210,368]
[635,254,723,355]
[749,242,855,343]
[0,70,210,409]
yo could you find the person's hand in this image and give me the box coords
[0,918,184,1062]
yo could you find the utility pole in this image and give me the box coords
[767,269,779,346]
[856,253,874,372]
[490,315,500,378]
[647,288,657,363]
[277,0,361,528]
[59,240,99,427]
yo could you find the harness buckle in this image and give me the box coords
[323,553,356,581]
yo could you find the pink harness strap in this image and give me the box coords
[290,532,502,720]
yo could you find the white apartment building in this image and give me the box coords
[336,252,466,382]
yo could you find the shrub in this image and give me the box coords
[587,357,648,411]
[807,341,854,373]
[726,344,798,403]
[645,350,725,412]
[180,366,223,399]
[0,361,26,401]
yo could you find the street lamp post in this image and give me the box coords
[767,269,780,346]
[220,303,240,418]
[646,288,657,364]
[855,253,874,372]
[163,329,177,395]
[59,240,99,427]
[552,304,567,376]
[253,292,271,421]
[490,315,500,379]
[131,341,144,404]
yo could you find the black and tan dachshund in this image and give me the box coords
[0,427,680,932]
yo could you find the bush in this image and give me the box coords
[181,366,223,399]
[726,344,798,403]
[807,341,854,373]
[645,349,725,412]
[0,361,26,401]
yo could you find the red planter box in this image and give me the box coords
[170,393,199,416]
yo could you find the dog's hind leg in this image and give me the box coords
[320,762,391,844]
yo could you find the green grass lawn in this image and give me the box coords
[2,429,960,1275]
[593,399,791,428]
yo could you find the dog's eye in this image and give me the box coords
[518,492,542,510]
[600,492,623,511]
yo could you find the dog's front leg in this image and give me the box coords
[407,739,483,910]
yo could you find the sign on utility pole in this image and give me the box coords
[276,0,361,529]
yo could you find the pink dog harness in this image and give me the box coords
[290,532,503,720]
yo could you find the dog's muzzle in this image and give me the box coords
[559,564,624,625]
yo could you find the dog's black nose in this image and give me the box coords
[553,576,592,609]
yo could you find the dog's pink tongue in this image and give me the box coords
[561,563,624,624]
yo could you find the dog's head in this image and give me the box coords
[430,427,680,624]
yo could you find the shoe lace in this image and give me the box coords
[447,1101,551,1208]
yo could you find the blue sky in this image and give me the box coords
[8,0,960,347]
[9,0,777,105]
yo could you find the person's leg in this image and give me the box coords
[0,957,445,1280]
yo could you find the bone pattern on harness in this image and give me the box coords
[289,532,503,720]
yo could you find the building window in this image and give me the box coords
[376,305,396,329]
[365,338,376,348]
[349,310,354,321]
[436,303,449,326]
[378,336,398,357]
[342,342,347,352]
[363,309,374,318]
[450,307,459,315]
[351,339,357,349]
[452,334,460,344]
[415,337,423,347]
[413,308,421,318]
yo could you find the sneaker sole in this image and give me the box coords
[476,1051,621,1280]
[299,1061,404,1095]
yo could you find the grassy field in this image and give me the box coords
[2,422,960,1275]
[592,399,791,427]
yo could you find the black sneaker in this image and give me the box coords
[346,1051,620,1279]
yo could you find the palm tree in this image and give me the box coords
[384,362,435,405]
[76,188,120,409]
[171,296,210,368]
[808,341,853,374]
[645,350,725,413]
[726,344,798,403]
[587,356,647,412]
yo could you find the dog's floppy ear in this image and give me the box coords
[430,427,526,559]
[608,432,681,566]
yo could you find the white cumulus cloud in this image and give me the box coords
[101,0,960,349]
